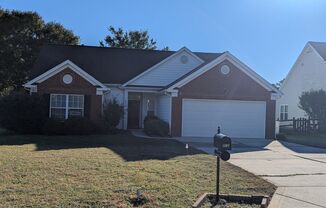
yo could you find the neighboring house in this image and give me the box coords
[276,41,326,120]
[24,44,281,139]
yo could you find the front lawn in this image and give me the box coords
[0,131,275,207]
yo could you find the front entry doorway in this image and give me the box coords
[128,99,141,129]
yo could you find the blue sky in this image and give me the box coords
[1,0,326,83]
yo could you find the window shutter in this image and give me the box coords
[43,94,50,117]
[84,95,91,119]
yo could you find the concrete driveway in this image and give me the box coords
[177,137,326,208]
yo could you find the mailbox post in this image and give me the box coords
[213,127,232,205]
[215,149,221,204]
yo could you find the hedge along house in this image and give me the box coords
[24,44,281,139]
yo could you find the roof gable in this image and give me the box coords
[24,60,108,90]
[122,47,204,87]
[280,42,326,91]
[180,61,271,99]
[165,52,281,95]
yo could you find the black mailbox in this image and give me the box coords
[213,131,232,204]
[214,133,232,151]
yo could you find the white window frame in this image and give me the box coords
[280,104,288,121]
[49,94,84,119]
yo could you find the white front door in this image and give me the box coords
[182,99,266,138]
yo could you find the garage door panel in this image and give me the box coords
[182,99,266,138]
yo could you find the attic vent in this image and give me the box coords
[220,65,230,75]
[180,55,189,64]
[63,74,73,84]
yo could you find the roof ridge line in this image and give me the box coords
[44,43,176,52]
[44,43,222,55]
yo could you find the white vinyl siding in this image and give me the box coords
[276,44,326,119]
[141,93,157,127]
[156,95,172,126]
[182,99,266,138]
[145,97,155,116]
[129,50,202,86]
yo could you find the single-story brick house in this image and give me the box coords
[24,44,281,139]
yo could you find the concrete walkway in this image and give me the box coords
[176,137,326,208]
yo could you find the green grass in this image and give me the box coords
[280,133,326,148]
[0,132,275,207]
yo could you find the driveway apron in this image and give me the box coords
[176,137,326,208]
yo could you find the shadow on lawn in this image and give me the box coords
[277,139,326,153]
[0,131,204,161]
[230,137,326,154]
[184,136,326,155]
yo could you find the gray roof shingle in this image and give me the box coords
[309,41,326,60]
[31,44,222,84]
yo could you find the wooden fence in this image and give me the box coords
[278,117,319,134]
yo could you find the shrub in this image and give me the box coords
[103,99,124,128]
[144,118,169,137]
[64,118,96,135]
[0,92,47,133]
[144,115,159,124]
[93,120,111,134]
[42,118,96,135]
[94,120,126,134]
[299,89,326,132]
[42,119,65,135]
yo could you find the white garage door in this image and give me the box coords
[182,99,266,138]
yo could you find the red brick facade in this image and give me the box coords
[171,60,276,139]
[37,67,102,122]
[34,61,276,139]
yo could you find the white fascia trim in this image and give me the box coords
[123,87,162,93]
[104,83,122,87]
[24,60,109,91]
[23,84,36,88]
[96,88,109,95]
[121,47,205,87]
[271,92,282,100]
[162,89,178,97]
[23,84,38,93]
[171,90,178,97]
[280,43,315,91]
[166,52,282,96]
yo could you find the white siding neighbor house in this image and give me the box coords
[276,42,326,120]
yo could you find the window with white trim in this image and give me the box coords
[50,94,84,119]
[280,104,288,121]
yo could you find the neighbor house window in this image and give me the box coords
[50,94,84,119]
[280,104,288,121]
